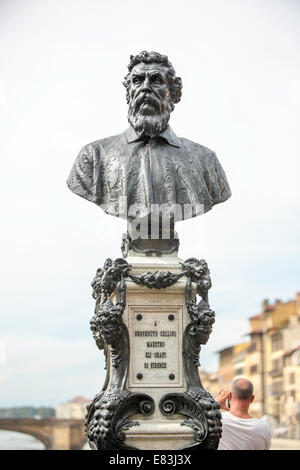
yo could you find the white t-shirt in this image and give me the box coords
[218,412,271,450]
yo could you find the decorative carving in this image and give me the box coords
[185,280,215,363]
[180,257,212,304]
[90,277,127,358]
[91,258,130,306]
[159,393,208,446]
[86,259,155,450]
[183,258,215,366]
[126,269,185,289]
[86,390,154,450]
[91,256,211,298]
[184,388,222,450]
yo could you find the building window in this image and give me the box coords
[271,333,283,352]
[272,358,282,372]
[273,402,280,421]
[249,342,257,353]
[289,372,295,384]
[235,368,244,376]
[250,365,258,374]
[272,381,283,396]
[284,356,292,367]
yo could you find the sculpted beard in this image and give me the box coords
[128,91,173,138]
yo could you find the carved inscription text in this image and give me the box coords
[128,306,183,387]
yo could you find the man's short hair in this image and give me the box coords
[231,378,254,400]
[123,50,182,110]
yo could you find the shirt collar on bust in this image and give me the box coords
[124,125,181,148]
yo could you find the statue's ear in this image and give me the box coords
[171,76,182,105]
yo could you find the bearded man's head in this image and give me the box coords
[123,51,182,138]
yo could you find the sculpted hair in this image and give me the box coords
[123,50,182,110]
[231,378,254,400]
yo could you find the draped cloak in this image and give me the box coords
[67,126,231,222]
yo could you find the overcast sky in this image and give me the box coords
[1,0,300,407]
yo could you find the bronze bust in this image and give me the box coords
[67,51,231,253]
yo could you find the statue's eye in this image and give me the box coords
[152,76,163,85]
[133,77,143,85]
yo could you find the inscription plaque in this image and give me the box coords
[128,305,183,387]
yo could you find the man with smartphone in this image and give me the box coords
[216,378,271,450]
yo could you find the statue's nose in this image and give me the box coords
[142,76,151,92]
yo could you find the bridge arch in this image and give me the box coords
[0,419,86,450]
[0,423,51,449]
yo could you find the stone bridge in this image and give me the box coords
[0,418,87,450]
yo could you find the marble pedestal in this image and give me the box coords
[85,253,222,450]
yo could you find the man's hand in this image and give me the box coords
[216,386,231,410]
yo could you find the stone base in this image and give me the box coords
[125,420,194,450]
[86,253,222,450]
[122,255,194,450]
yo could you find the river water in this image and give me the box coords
[0,430,45,450]
[0,430,90,450]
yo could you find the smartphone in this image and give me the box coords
[226,397,230,408]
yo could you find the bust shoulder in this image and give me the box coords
[177,136,218,166]
[83,132,127,153]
